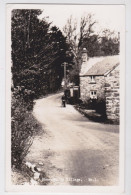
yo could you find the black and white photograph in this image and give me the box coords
[6,4,125,193]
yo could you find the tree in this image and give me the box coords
[11,9,68,97]
[63,15,78,55]
[63,13,97,55]
[47,26,68,91]
[63,13,97,85]
[99,29,120,56]
[63,14,120,59]
[12,9,50,94]
[78,13,97,48]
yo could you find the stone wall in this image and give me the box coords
[105,65,120,122]
[80,65,120,122]
[80,76,105,102]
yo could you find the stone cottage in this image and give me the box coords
[79,48,120,122]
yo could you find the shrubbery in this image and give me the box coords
[79,98,106,116]
[11,86,42,168]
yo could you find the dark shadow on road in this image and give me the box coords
[76,123,119,134]
[61,114,119,134]
[65,149,119,186]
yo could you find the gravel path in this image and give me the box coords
[26,92,119,186]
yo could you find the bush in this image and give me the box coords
[11,86,35,110]
[79,98,95,109]
[11,87,42,168]
[80,98,106,116]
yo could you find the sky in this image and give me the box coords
[38,4,125,35]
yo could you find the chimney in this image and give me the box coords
[81,48,88,63]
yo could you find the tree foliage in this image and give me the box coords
[63,13,120,58]
[11,9,68,97]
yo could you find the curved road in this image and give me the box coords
[26,92,119,186]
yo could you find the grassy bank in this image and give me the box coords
[11,86,49,184]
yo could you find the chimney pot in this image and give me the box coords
[82,48,88,63]
[82,48,87,53]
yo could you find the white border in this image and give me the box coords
[0,0,130,194]
[6,4,125,193]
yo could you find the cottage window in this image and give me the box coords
[90,90,97,99]
[90,76,96,84]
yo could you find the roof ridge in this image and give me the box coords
[81,55,119,76]
[104,62,120,76]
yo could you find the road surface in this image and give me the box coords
[26,92,119,186]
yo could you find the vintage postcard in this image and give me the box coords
[6,4,125,193]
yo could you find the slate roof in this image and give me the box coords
[80,55,119,76]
